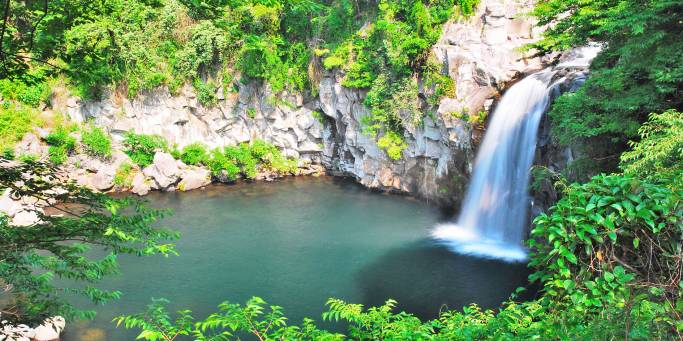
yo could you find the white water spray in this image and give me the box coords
[433,47,600,262]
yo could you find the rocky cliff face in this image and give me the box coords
[61,0,548,206]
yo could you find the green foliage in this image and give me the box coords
[193,78,219,107]
[45,128,77,165]
[621,110,683,179]
[205,148,241,181]
[2,147,15,160]
[48,145,68,165]
[224,144,259,179]
[531,0,683,175]
[377,131,408,160]
[122,132,168,167]
[117,297,342,340]
[179,143,208,165]
[455,0,478,15]
[467,110,487,126]
[205,140,297,181]
[113,162,136,188]
[311,110,325,124]
[0,79,50,107]
[0,104,42,151]
[175,21,230,78]
[423,55,455,106]
[80,126,112,158]
[0,159,177,323]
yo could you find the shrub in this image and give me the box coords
[45,131,74,150]
[193,79,218,107]
[620,110,683,179]
[0,104,42,151]
[48,146,68,165]
[0,79,50,107]
[180,143,208,165]
[250,140,298,174]
[45,128,76,165]
[113,162,135,188]
[377,131,407,161]
[203,141,298,180]
[205,148,240,181]
[18,154,38,163]
[81,126,112,158]
[225,144,259,179]
[323,55,344,69]
[122,132,168,167]
[2,147,14,160]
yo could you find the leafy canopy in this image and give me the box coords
[531,0,683,175]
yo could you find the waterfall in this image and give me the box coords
[432,46,600,262]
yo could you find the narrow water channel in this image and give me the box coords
[62,177,531,340]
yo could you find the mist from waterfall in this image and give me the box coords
[432,46,600,262]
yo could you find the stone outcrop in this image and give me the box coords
[143,152,183,190]
[316,0,550,204]
[531,47,598,215]
[432,0,551,117]
[178,168,212,191]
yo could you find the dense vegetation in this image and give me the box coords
[0,0,472,160]
[121,132,298,180]
[0,0,681,339]
[531,0,683,177]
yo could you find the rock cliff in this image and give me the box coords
[58,0,548,206]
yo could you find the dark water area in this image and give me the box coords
[62,176,532,340]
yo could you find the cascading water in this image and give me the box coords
[433,46,600,262]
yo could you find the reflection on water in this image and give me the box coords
[61,177,531,340]
[357,240,535,320]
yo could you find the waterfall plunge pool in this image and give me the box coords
[62,176,532,340]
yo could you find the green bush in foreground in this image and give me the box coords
[0,159,177,323]
[81,126,112,158]
[206,148,241,181]
[123,132,168,167]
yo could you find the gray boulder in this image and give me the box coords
[131,172,151,196]
[143,152,182,189]
[178,168,211,191]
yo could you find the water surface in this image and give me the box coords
[63,177,530,340]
